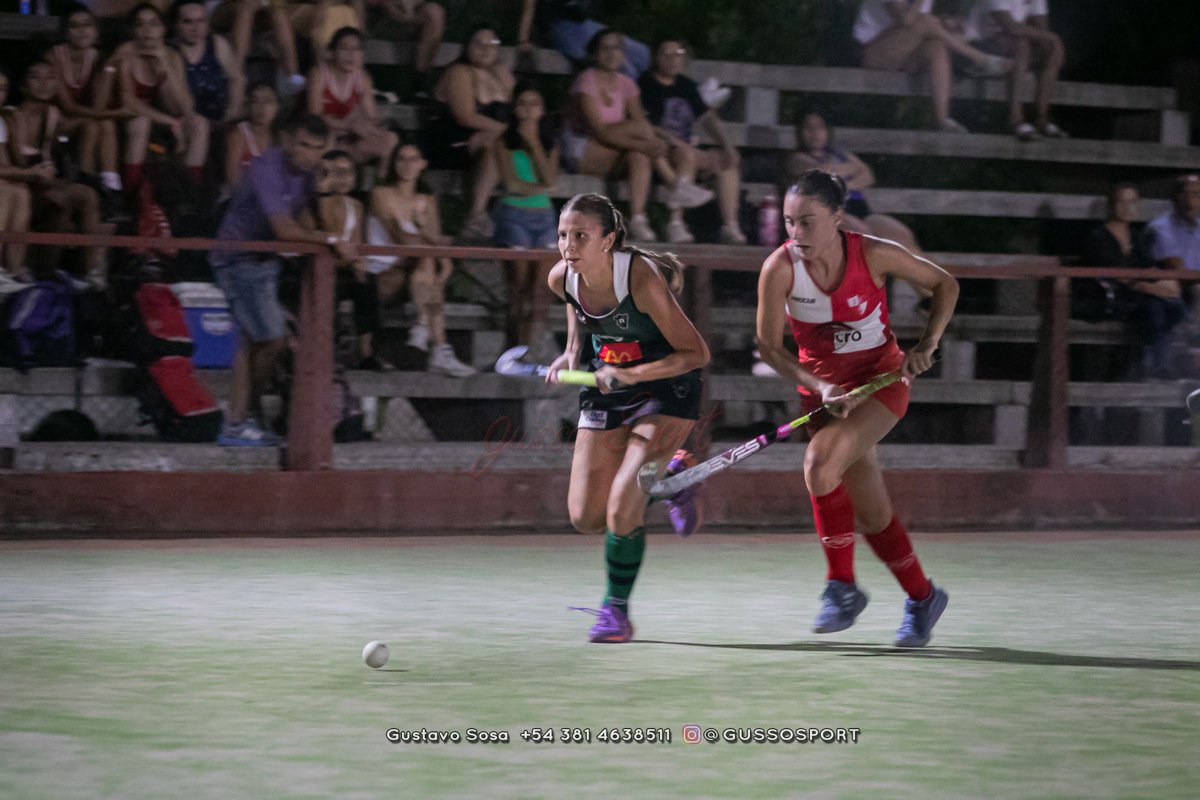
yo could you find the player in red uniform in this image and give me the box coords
[755,169,959,647]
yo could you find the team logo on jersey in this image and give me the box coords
[614,313,630,329]
[813,321,864,350]
[846,295,870,315]
[598,341,643,364]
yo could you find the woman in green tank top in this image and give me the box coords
[546,192,711,644]
[491,84,560,352]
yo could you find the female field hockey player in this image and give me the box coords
[547,192,710,643]
[756,169,958,647]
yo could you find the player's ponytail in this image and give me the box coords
[560,192,685,293]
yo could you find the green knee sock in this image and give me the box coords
[604,527,646,609]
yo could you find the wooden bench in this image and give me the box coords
[364,40,1189,145]
[3,365,1192,454]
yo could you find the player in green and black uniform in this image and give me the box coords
[547,192,710,643]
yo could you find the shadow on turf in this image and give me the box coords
[635,641,1200,671]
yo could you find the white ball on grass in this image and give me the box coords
[362,640,389,669]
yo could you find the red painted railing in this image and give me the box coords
[2,230,1197,470]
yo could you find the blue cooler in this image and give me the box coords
[171,283,239,368]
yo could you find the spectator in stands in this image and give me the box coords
[308,148,390,370]
[562,28,666,242]
[516,0,650,80]
[13,60,109,289]
[639,37,747,245]
[212,114,356,446]
[0,66,41,289]
[112,4,211,192]
[1083,182,1187,379]
[366,0,445,94]
[963,0,1067,141]
[51,5,126,207]
[1146,174,1200,275]
[854,0,1011,133]
[787,110,923,255]
[172,0,244,127]
[368,139,476,376]
[1145,173,1200,332]
[224,82,280,189]
[210,0,304,93]
[307,26,398,170]
[491,82,558,353]
[427,22,515,244]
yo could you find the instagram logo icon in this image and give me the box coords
[681,724,703,744]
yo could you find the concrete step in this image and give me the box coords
[363,39,1179,112]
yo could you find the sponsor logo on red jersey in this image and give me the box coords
[598,341,643,364]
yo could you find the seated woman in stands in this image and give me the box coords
[51,5,126,205]
[490,83,559,354]
[306,149,392,371]
[426,22,515,243]
[1083,181,1189,380]
[638,36,747,245]
[788,111,923,256]
[853,0,1010,133]
[108,3,210,193]
[12,60,108,290]
[561,28,667,242]
[307,26,399,170]
[0,66,40,288]
[224,82,279,189]
[368,139,476,377]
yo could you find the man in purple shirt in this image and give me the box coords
[211,113,356,446]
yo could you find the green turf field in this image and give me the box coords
[1,532,1197,799]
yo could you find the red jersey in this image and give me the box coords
[784,230,904,394]
[320,65,363,120]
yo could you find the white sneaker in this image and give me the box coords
[0,269,27,295]
[666,219,695,244]
[628,214,658,242]
[938,117,969,134]
[407,323,429,352]
[699,77,732,109]
[751,350,778,378]
[666,179,714,210]
[428,343,476,377]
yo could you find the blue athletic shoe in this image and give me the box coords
[895,583,948,648]
[812,580,869,634]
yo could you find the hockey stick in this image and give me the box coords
[637,371,904,498]
[494,345,621,390]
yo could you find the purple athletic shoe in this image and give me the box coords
[663,450,701,537]
[572,603,634,643]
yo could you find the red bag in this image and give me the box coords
[132,283,193,362]
[137,355,223,442]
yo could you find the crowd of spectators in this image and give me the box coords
[0,0,1196,434]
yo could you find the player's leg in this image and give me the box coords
[568,424,632,642]
[804,398,900,632]
[844,436,947,647]
[577,414,693,642]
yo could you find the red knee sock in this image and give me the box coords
[811,483,856,584]
[865,516,931,601]
[123,163,143,193]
